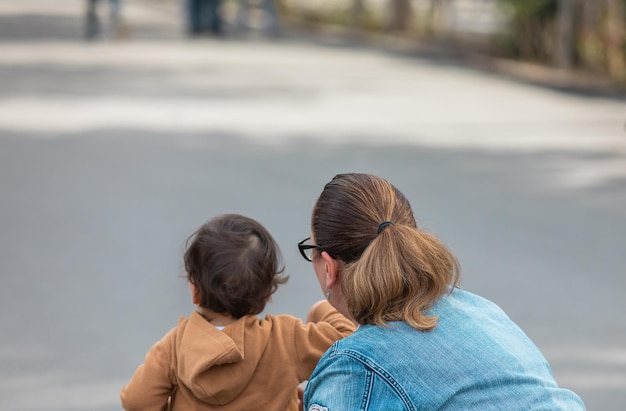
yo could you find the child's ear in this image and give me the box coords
[189,282,200,305]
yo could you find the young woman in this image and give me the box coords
[299,173,586,411]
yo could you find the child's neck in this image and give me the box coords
[196,307,237,327]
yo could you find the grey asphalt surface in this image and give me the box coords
[1,1,625,410]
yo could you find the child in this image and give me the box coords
[120,214,355,410]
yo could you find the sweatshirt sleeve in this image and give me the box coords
[120,331,176,411]
[293,301,356,380]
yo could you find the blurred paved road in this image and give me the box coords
[1,1,625,410]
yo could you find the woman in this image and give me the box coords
[298,173,585,410]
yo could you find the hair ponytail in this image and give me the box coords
[313,173,461,331]
[342,224,459,331]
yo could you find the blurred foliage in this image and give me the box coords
[503,0,557,21]
[280,0,388,32]
[497,0,558,60]
[498,0,626,82]
[280,0,625,84]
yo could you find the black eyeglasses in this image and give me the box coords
[297,237,336,262]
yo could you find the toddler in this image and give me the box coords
[120,213,355,410]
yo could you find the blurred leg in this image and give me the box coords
[109,0,121,36]
[187,0,202,35]
[207,0,223,35]
[262,0,279,36]
[85,0,100,39]
[236,0,250,31]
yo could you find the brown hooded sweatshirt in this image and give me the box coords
[120,301,355,411]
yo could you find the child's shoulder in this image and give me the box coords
[261,312,303,322]
[250,313,305,332]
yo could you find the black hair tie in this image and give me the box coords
[377,221,393,235]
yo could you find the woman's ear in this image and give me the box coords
[321,251,340,290]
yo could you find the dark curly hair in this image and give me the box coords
[184,214,288,318]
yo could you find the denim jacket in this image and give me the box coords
[304,288,585,411]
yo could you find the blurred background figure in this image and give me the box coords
[186,0,223,36]
[85,0,129,39]
[236,0,280,37]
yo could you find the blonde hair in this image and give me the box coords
[312,173,460,331]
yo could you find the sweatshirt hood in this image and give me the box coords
[175,311,271,405]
